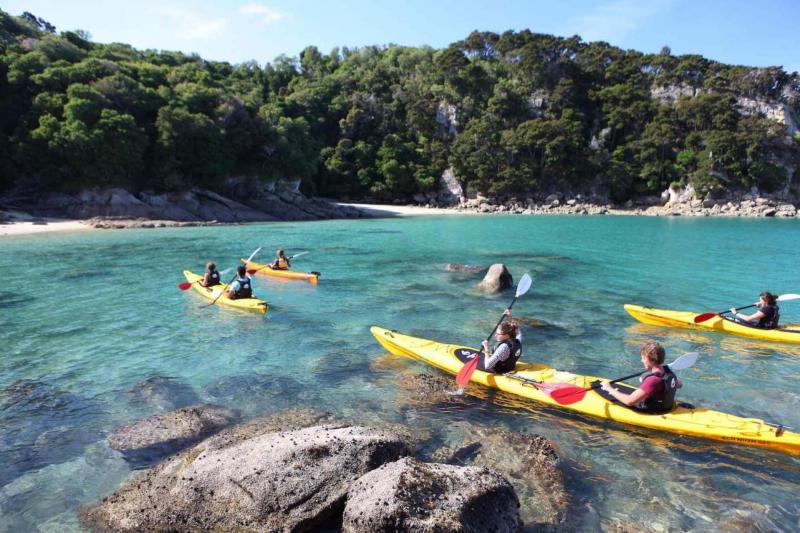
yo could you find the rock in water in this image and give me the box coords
[343,456,521,532]
[82,424,410,532]
[107,404,238,465]
[476,264,512,293]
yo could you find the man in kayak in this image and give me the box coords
[600,342,681,413]
[271,249,291,270]
[730,291,780,328]
[225,265,253,300]
[481,310,522,373]
[199,262,221,287]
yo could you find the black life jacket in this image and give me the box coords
[206,269,220,286]
[757,304,780,329]
[637,366,677,413]
[230,276,252,299]
[491,338,522,374]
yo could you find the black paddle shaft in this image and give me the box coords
[484,297,519,344]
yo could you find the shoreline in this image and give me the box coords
[3,198,798,237]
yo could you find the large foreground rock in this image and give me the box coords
[476,263,512,293]
[83,424,410,532]
[343,456,521,533]
[432,424,568,527]
[107,404,238,464]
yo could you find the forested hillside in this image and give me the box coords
[1,9,799,203]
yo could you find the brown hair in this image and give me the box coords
[498,320,519,338]
[207,262,216,270]
[640,342,665,365]
[760,291,777,305]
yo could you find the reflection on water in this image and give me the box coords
[1,216,800,531]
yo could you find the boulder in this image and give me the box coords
[82,424,410,532]
[107,405,238,464]
[342,457,520,533]
[431,425,568,527]
[125,376,200,412]
[476,264,512,293]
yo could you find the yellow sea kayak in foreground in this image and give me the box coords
[182,271,268,314]
[370,326,800,456]
[624,304,800,344]
[241,259,319,285]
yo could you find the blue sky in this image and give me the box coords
[4,0,799,73]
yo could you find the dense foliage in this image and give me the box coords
[1,9,799,201]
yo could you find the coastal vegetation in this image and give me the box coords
[1,9,798,204]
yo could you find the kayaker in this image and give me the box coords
[225,265,253,299]
[730,291,780,328]
[600,342,681,413]
[199,262,221,287]
[271,249,291,270]
[481,309,522,373]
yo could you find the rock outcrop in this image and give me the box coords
[83,423,410,532]
[342,457,521,533]
[476,264,512,293]
[107,405,238,464]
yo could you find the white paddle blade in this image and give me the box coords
[246,247,262,262]
[777,293,800,302]
[291,251,309,259]
[515,273,533,298]
[219,267,232,276]
[668,352,698,371]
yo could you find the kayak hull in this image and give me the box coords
[624,304,800,344]
[183,271,268,314]
[242,259,319,285]
[370,326,800,456]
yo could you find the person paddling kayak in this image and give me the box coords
[271,249,291,270]
[730,291,780,328]
[199,262,220,287]
[225,265,254,300]
[601,342,682,413]
[480,309,522,373]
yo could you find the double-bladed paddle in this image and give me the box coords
[198,247,261,308]
[455,273,533,388]
[246,251,310,275]
[546,351,699,406]
[177,268,232,291]
[693,293,800,323]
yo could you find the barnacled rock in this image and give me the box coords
[476,264,512,293]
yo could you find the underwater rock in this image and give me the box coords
[343,456,520,533]
[82,424,410,532]
[430,424,568,527]
[396,374,467,408]
[476,264,512,293]
[126,376,200,412]
[107,405,238,465]
[203,373,307,418]
[444,263,487,274]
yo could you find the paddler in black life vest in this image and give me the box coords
[481,309,522,374]
[601,342,681,413]
[271,249,291,270]
[225,265,253,300]
[730,291,780,329]
[199,262,221,287]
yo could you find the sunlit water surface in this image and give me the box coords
[1,215,799,531]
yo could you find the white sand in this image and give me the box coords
[336,202,471,217]
[0,212,92,237]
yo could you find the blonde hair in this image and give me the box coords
[640,342,665,365]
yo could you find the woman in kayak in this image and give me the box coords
[271,249,291,270]
[481,309,522,373]
[601,342,681,413]
[225,265,253,300]
[730,291,780,328]
[199,262,220,287]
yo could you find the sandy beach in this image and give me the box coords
[0,212,92,237]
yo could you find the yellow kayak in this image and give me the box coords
[370,326,800,456]
[182,271,268,314]
[624,304,800,344]
[241,259,319,285]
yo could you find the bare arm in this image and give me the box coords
[600,381,649,406]
[732,309,765,322]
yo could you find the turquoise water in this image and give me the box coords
[2,215,800,531]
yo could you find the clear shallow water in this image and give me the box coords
[1,215,800,531]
